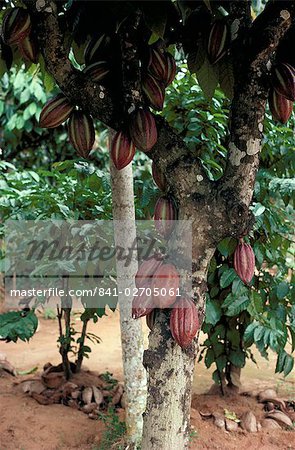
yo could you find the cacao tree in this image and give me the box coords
[1,1,295,449]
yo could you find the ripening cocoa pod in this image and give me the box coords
[142,74,165,111]
[39,94,74,129]
[110,131,135,170]
[233,240,255,285]
[68,110,95,158]
[268,89,293,124]
[170,297,199,348]
[271,63,295,101]
[2,7,31,45]
[207,20,228,65]
[146,309,157,330]
[132,283,155,319]
[152,162,166,191]
[148,47,167,81]
[135,254,163,288]
[18,34,39,64]
[148,48,176,86]
[83,61,109,83]
[129,108,157,152]
[165,52,177,86]
[154,196,178,238]
[84,34,110,65]
[151,263,180,308]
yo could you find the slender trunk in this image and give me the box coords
[109,131,147,446]
[57,306,72,380]
[75,318,89,373]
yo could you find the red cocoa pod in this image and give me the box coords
[84,34,110,65]
[148,47,167,80]
[18,34,39,63]
[2,7,31,45]
[207,20,228,65]
[111,131,135,170]
[39,94,74,129]
[146,309,157,330]
[83,61,109,83]
[132,283,155,319]
[129,108,157,152]
[154,196,178,238]
[151,263,180,308]
[165,52,177,86]
[269,89,293,124]
[68,110,95,158]
[152,161,166,191]
[135,254,163,288]
[272,62,295,101]
[233,240,255,285]
[142,73,165,111]
[170,297,199,348]
[148,47,176,86]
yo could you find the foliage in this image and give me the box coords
[97,408,127,450]
[0,309,38,342]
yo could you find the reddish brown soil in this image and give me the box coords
[0,310,294,450]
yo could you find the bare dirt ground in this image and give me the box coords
[0,309,294,450]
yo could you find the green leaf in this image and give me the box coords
[217,237,237,257]
[0,310,38,342]
[252,202,266,217]
[144,5,167,40]
[196,57,218,100]
[204,348,215,368]
[226,295,250,316]
[276,281,289,300]
[217,57,234,100]
[228,350,246,368]
[220,268,237,288]
[187,40,207,74]
[205,298,222,325]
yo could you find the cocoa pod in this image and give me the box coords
[148,47,167,81]
[207,20,228,65]
[152,162,166,191]
[170,297,199,348]
[148,48,176,86]
[154,196,178,238]
[132,283,155,319]
[135,254,163,288]
[110,131,135,170]
[233,240,255,285]
[68,110,95,158]
[272,62,295,101]
[142,74,165,111]
[269,89,293,124]
[146,309,157,330]
[83,61,109,83]
[18,34,39,64]
[151,263,180,308]
[2,7,31,46]
[129,108,157,152]
[165,52,177,86]
[39,94,74,129]
[84,34,110,65]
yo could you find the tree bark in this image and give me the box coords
[109,131,147,446]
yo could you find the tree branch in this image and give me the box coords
[220,0,295,209]
[23,0,206,191]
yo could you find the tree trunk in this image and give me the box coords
[141,217,215,450]
[109,131,147,446]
